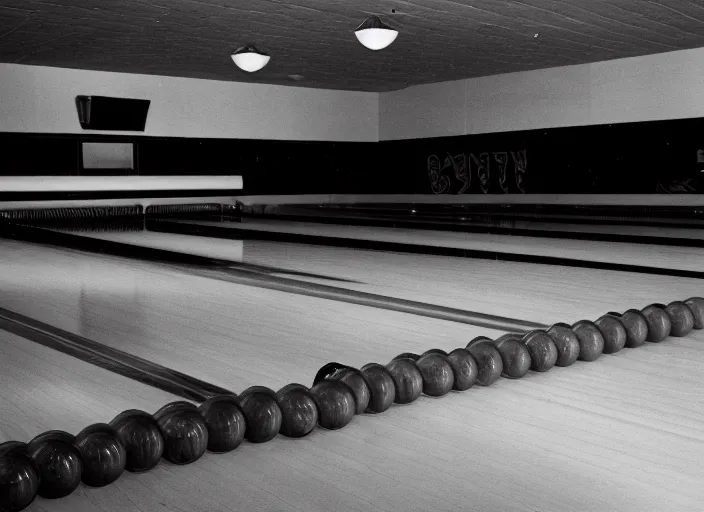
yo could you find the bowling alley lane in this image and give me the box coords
[2,238,704,512]
[483,218,704,239]
[72,229,244,262]
[0,330,179,443]
[233,204,704,240]
[7,329,704,512]
[0,237,506,394]
[45,226,704,327]
[232,239,703,326]
[185,218,704,272]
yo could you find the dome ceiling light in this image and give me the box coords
[355,16,398,51]
[231,45,270,72]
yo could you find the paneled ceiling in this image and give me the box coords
[1,0,704,92]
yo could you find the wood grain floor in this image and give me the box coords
[0,239,504,393]
[78,230,244,261]
[0,331,180,443]
[1,234,703,512]
[66,229,704,326]
[14,332,704,512]
[491,219,704,239]
[222,219,704,272]
[238,239,704,325]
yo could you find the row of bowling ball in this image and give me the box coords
[1,298,702,512]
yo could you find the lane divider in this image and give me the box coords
[0,307,228,402]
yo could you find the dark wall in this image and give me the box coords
[3,116,704,195]
[0,133,401,194]
[384,117,704,194]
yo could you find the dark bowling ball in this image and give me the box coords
[419,347,478,391]
[313,363,370,415]
[571,321,605,362]
[421,349,448,357]
[521,330,558,372]
[109,409,164,472]
[665,301,695,337]
[154,402,208,465]
[684,297,704,329]
[465,337,503,386]
[276,384,319,438]
[618,310,649,348]
[310,380,356,430]
[493,334,531,379]
[26,431,82,500]
[74,423,126,487]
[641,304,672,342]
[238,387,282,443]
[393,352,420,361]
[446,349,478,391]
[198,395,246,453]
[415,352,455,397]
[545,323,581,367]
[0,441,39,512]
[594,315,627,354]
[360,363,396,413]
[385,357,423,404]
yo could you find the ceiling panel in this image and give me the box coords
[1,0,703,91]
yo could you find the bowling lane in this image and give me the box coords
[234,239,703,327]
[0,330,179,443]
[16,329,704,512]
[0,238,504,394]
[195,219,704,272]
[250,207,704,240]
[2,238,703,512]
[49,228,703,333]
[76,230,243,261]
[488,218,704,239]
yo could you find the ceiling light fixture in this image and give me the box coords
[355,16,398,51]
[231,45,270,72]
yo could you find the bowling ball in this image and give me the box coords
[617,310,649,348]
[313,363,370,415]
[684,297,704,329]
[394,353,420,361]
[641,304,671,342]
[109,409,164,472]
[446,348,478,391]
[521,330,558,372]
[198,395,246,453]
[594,315,627,354]
[238,387,282,443]
[493,334,531,379]
[465,337,503,386]
[571,321,605,362]
[310,380,356,430]
[545,323,581,367]
[154,402,208,465]
[360,363,396,413]
[665,301,695,337]
[276,384,319,438]
[74,423,126,487]
[27,431,82,499]
[421,349,448,357]
[0,441,39,512]
[415,352,455,397]
[385,357,423,404]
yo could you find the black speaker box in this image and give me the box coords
[76,95,150,131]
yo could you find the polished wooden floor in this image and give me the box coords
[1,226,703,512]
[219,218,704,272]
